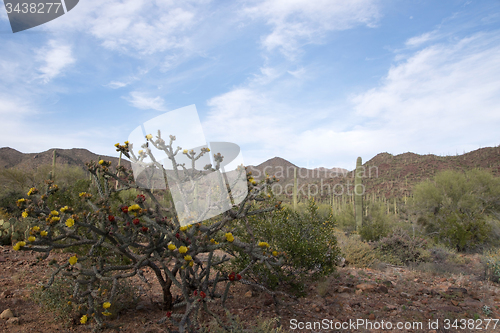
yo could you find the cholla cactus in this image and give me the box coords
[14,131,284,332]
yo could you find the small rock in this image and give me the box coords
[369,313,375,320]
[356,283,377,291]
[6,317,20,325]
[1,309,14,319]
[244,291,252,298]
[447,287,468,296]
[451,300,459,306]
[1,290,12,298]
[377,285,388,293]
[381,280,394,288]
[355,289,363,295]
[337,286,351,293]
[400,292,411,298]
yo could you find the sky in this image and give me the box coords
[1,0,500,171]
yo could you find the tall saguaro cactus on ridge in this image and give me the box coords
[293,167,298,211]
[354,157,363,231]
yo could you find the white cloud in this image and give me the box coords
[203,31,500,169]
[350,32,500,152]
[405,31,439,47]
[124,91,167,111]
[44,0,204,56]
[105,76,137,89]
[35,40,75,83]
[242,0,380,58]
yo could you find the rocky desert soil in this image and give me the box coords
[1,245,500,333]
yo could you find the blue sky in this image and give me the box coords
[1,0,499,170]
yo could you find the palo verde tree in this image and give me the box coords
[14,131,285,332]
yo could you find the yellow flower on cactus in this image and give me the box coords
[114,143,119,147]
[178,246,188,254]
[272,251,278,256]
[103,302,111,309]
[17,198,25,203]
[146,134,153,140]
[28,236,36,242]
[225,232,234,242]
[258,241,270,248]
[27,187,37,196]
[189,260,194,267]
[102,311,112,316]
[138,150,144,154]
[40,230,48,237]
[129,204,140,211]
[124,141,129,145]
[51,216,60,223]
[79,192,87,197]
[99,160,104,165]
[22,211,28,218]
[69,255,78,265]
[180,226,188,231]
[60,206,69,212]
[183,149,188,154]
[32,226,40,232]
[184,255,192,261]
[66,218,75,227]
[168,244,176,251]
[80,315,88,324]
[51,210,59,216]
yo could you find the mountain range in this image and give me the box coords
[1,146,499,199]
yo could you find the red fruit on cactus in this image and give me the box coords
[236,274,242,281]
[166,311,172,318]
[228,272,235,281]
[121,206,128,213]
[133,218,140,225]
[108,215,115,222]
[142,226,148,232]
[175,233,180,239]
[200,291,206,299]
[193,290,198,296]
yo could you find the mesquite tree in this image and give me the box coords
[14,131,284,332]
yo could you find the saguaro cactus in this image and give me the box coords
[293,167,298,211]
[49,149,57,180]
[354,157,363,231]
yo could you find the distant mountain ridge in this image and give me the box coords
[1,146,499,199]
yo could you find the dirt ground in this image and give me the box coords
[1,245,500,333]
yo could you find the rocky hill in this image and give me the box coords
[1,145,499,200]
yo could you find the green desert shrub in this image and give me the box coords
[334,230,378,268]
[229,198,341,294]
[374,228,430,266]
[413,169,500,252]
[359,201,396,242]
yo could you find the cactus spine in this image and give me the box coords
[293,167,297,211]
[354,157,363,231]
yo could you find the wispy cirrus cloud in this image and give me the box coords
[35,40,75,83]
[242,0,381,59]
[203,30,500,169]
[124,91,167,111]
